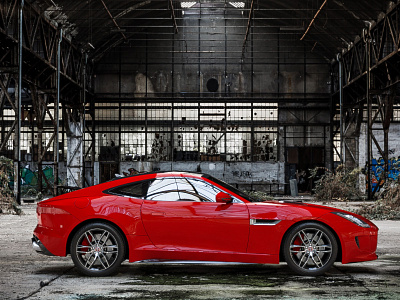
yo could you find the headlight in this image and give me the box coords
[332,212,370,228]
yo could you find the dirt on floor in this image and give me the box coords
[0,203,399,300]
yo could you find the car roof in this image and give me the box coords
[109,171,204,182]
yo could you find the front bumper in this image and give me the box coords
[32,235,54,256]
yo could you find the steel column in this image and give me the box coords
[337,53,344,164]
[54,27,62,196]
[14,0,24,204]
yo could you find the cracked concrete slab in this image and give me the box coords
[0,204,399,300]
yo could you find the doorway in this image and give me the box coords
[286,147,325,193]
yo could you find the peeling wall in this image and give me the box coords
[119,161,286,193]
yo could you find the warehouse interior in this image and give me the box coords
[0,0,399,203]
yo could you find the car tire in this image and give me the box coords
[70,222,125,276]
[283,222,338,276]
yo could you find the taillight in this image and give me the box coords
[37,206,70,215]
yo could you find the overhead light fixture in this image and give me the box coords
[229,2,245,9]
[181,2,197,9]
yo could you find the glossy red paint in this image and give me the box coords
[141,200,248,252]
[33,172,378,275]
[317,211,378,263]
[215,192,233,203]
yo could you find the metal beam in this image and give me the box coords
[241,0,254,60]
[300,0,327,41]
[100,0,127,41]
[169,0,179,34]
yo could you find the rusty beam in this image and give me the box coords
[300,0,327,41]
[100,0,127,41]
[169,0,178,34]
[241,0,254,59]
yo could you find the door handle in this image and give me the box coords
[151,212,165,216]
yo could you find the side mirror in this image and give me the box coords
[216,192,233,204]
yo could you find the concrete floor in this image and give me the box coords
[1,204,399,300]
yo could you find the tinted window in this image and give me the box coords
[106,180,151,198]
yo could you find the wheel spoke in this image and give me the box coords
[290,245,305,254]
[85,232,96,246]
[76,245,91,254]
[84,253,96,269]
[299,253,310,268]
[99,231,110,245]
[315,245,332,253]
[100,253,111,268]
[104,245,118,254]
[298,231,309,245]
[97,253,108,269]
[311,230,323,245]
[311,253,323,268]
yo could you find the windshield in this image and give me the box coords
[202,174,256,202]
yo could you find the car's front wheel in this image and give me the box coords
[70,222,125,276]
[283,222,338,276]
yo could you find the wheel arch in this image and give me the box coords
[66,218,130,259]
[279,220,342,262]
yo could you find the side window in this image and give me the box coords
[147,191,204,202]
[106,180,151,198]
[145,177,206,202]
[147,191,180,201]
[187,178,243,203]
[147,178,177,196]
[178,191,202,202]
[187,178,221,202]
[175,178,196,193]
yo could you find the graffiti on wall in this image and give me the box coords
[368,157,400,190]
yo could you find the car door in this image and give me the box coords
[141,177,249,253]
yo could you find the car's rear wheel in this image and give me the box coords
[283,222,338,276]
[70,222,125,276]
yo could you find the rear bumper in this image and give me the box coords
[32,235,55,256]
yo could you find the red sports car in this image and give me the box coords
[32,172,378,276]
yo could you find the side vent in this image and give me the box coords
[250,219,281,226]
[355,236,360,248]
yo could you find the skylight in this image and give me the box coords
[229,2,245,9]
[180,2,197,9]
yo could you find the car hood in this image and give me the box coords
[247,200,353,222]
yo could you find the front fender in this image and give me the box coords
[317,213,378,264]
